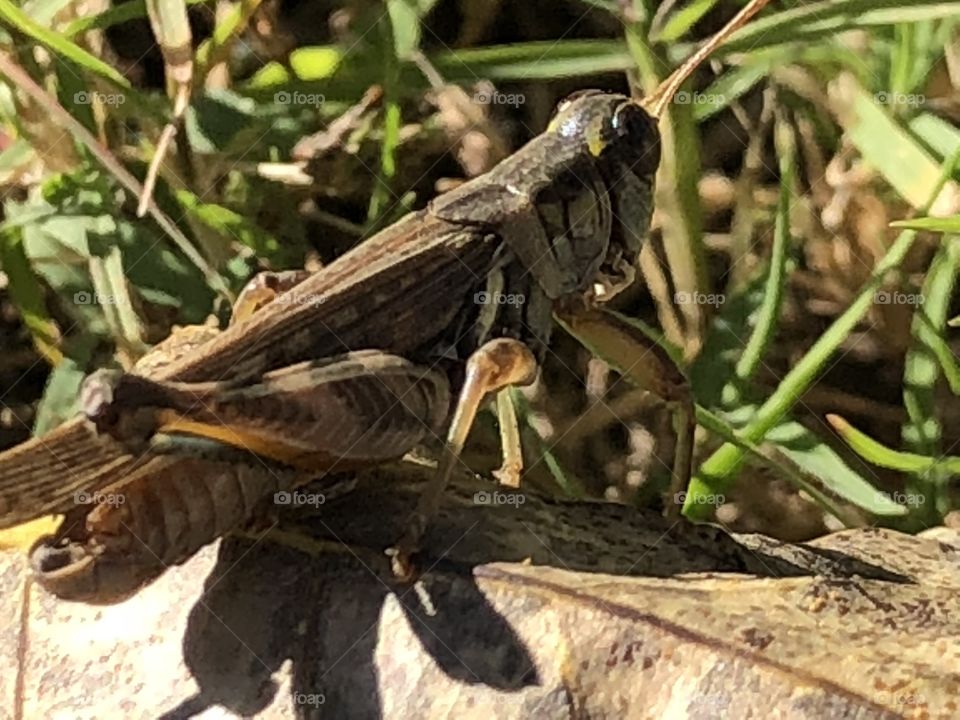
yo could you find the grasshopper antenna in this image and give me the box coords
[641,0,771,120]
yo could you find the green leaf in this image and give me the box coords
[891,216,960,233]
[174,189,285,260]
[654,0,720,43]
[433,40,633,81]
[63,0,207,37]
[33,338,96,435]
[0,0,132,89]
[732,119,793,385]
[833,75,957,211]
[909,113,960,161]
[0,226,61,365]
[829,413,960,475]
[386,0,435,60]
[695,407,857,524]
[721,0,960,54]
[766,419,905,516]
[685,146,960,518]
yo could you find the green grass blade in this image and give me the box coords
[733,118,793,384]
[195,0,263,78]
[684,146,960,519]
[721,0,960,54]
[63,0,207,37]
[0,53,230,301]
[902,237,960,455]
[834,75,958,211]
[829,414,960,475]
[695,407,857,524]
[654,0,720,43]
[0,227,61,365]
[0,0,131,89]
[892,216,960,233]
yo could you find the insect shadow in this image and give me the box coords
[156,468,909,719]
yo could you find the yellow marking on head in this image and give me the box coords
[587,131,607,157]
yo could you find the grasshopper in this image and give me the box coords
[2,0,769,595]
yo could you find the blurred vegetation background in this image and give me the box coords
[0,0,959,542]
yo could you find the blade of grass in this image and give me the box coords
[902,237,960,455]
[684,145,960,519]
[654,0,721,43]
[832,74,959,212]
[0,226,62,365]
[0,52,231,301]
[696,406,857,525]
[0,0,131,89]
[138,0,193,216]
[733,116,793,385]
[625,0,706,358]
[900,233,960,525]
[63,0,207,37]
[720,0,960,54]
[367,11,404,228]
[892,216,960,233]
[828,414,960,475]
[195,0,264,80]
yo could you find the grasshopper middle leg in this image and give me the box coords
[388,337,538,578]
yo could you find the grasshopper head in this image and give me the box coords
[549,90,661,301]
